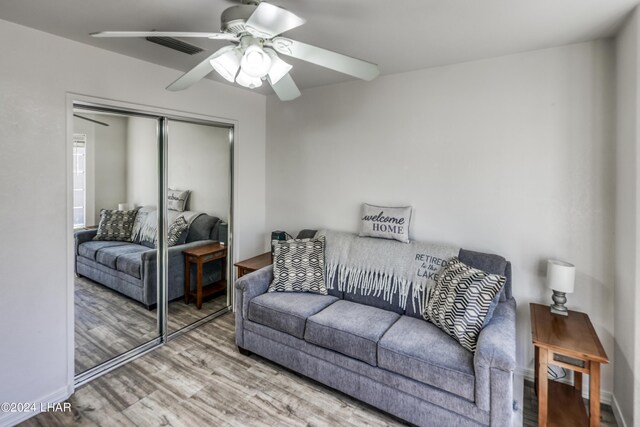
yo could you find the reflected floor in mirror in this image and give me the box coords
[75,277,227,375]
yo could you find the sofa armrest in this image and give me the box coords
[473,298,516,419]
[74,229,97,255]
[475,298,517,372]
[140,239,218,263]
[235,265,272,348]
[235,265,272,319]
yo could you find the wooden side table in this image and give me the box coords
[183,243,227,309]
[235,252,272,278]
[530,303,609,427]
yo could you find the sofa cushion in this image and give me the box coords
[378,316,476,402]
[116,251,146,279]
[248,292,338,339]
[343,292,405,315]
[305,300,400,366]
[186,214,219,243]
[78,241,128,260]
[95,244,149,269]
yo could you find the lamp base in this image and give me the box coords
[550,290,569,316]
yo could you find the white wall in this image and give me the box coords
[92,115,128,223]
[126,116,158,209]
[0,18,265,427]
[266,40,615,397]
[168,121,230,219]
[126,118,231,219]
[614,6,640,426]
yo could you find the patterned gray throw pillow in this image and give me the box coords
[268,236,328,295]
[423,257,506,353]
[359,203,412,243]
[93,209,138,242]
[168,189,190,212]
[167,216,189,247]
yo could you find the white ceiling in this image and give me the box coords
[1,0,638,95]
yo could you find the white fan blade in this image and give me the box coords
[92,31,238,41]
[245,3,306,39]
[166,48,226,91]
[271,37,380,81]
[268,73,301,101]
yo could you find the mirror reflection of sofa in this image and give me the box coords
[74,206,228,309]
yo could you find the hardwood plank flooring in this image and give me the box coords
[75,277,228,375]
[31,308,618,427]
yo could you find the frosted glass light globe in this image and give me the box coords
[240,45,272,78]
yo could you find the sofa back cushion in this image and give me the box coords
[186,214,220,243]
[343,290,406,314]
[458,249,511,302]
[342,248,512,320]
[404,250,512,319]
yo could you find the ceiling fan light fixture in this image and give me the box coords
[236,69,263,89]
[240,44,272,78]
[265,48,292,84]
[210,46,242,83]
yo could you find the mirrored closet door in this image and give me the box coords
[73,107,161,377]
[72,101,234,384]
[166,119,232,334]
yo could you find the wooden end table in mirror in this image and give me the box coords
[183,243,227,310]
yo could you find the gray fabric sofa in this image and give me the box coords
[235,249,516,427]
[75,214,227,308]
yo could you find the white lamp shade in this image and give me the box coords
[240,44,272,78]
[546,259,575,293]
[235,70,263,89]
[210,46,242,82]
[118,203,129,211]
[265,48,292,84]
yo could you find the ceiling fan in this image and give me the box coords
[92,0,380,101]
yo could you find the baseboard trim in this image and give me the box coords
[0,384,73,427]
[611,394,628,427]
[516,367,612,405]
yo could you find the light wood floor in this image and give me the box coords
[75,277,228,375]
[30,310,618,427]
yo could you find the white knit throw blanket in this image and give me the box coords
[318,230,459,314]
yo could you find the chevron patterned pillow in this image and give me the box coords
[167,216,189,247]
[93,209,139,242]
[423,257,506,352]
[268,236,327,295]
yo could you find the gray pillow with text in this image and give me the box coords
[359,204,411,243]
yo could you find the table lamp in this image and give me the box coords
[547,259,575,316]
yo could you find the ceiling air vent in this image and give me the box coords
[145,36,204,55]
